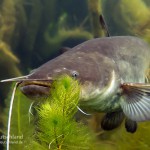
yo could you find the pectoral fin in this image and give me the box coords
[120,83,150,122]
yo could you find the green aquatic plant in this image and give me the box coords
[35,75,94,150]
[42,27,93,59]
[88,0,103,37]
[102,0,150,36]
[0,41,21,106]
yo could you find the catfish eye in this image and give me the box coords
[71,71,79,79]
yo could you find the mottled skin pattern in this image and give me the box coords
[20,36,150,114]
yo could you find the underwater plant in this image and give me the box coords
[42,27,93,62]
[35,75,95,150]
[0,41,21,107]
[102,0,150,38]
[88,0,103,37]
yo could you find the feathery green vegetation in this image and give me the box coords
[35,75,94,149]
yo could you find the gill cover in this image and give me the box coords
[101,70,118,98]
[80,70,119,111]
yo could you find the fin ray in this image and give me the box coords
[99,15,110,37]
[121,83,150,122]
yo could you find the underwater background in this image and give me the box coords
[0,0,150,150]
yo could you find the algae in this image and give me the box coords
[102,0,150,40]
[0,0,26,49]
[88,0,103,37]
[0,41,21,106]
[42,27,93,61]
[19,0,42,68]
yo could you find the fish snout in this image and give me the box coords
[19,81,51,99]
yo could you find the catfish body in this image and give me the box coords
[2,36,150,133]
[27,36,149,85]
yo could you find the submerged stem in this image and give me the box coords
[54,125,59,148]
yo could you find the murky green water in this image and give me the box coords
[0,0,150,150]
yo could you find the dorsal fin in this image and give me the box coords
[99,14,110,37]
[59,47,71,54]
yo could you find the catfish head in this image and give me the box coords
[1,49,120,101]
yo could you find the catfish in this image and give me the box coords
[2,35,150,134]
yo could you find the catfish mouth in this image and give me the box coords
[19,80,52,99]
